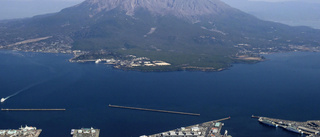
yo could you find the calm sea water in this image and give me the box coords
[0,50,319,137]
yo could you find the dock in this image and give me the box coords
[71,128,100,137]
[141,117,232,137]
[108,104,200,116]
[0,125,41,137]
[1,108,66,111]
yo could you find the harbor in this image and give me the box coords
[253,115,320,137]
[109,104,200,116]
[141,117,232,137]
[1,108,66,111]
[0,126,42,137]
[0,126,100,137]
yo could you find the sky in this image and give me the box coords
[0,0,319,20]
[221,0,320,29]
[248,0,320,2]
[0,0,84,20]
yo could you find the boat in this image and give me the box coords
[71,129,75,135]
[1,98,6,103]
[285,126,301,134]
[258,117,278,127]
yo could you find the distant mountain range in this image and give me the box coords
[222,0,320,29]
[0,0,319,71]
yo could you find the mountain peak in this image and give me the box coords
[84,0,232,19]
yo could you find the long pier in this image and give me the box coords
[1,108,66,111]
[108,104,200,116]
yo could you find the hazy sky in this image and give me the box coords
[249,0,301,1]
[0,0,84,20]
[0,0,319,20]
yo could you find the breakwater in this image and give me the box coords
[1,108,66,111]
[108,104,200,116]
[214,116,231,122]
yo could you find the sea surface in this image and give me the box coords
[0,50,319,137]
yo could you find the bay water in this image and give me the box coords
[0,50,319,137]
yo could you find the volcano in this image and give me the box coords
[0,0,319,71]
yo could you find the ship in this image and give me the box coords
[285,126,301,134]
[258,117,278,127]
[0,98,6,103]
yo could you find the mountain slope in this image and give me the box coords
[84,0,232,19]
[0,0,319,71]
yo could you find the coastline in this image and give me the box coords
[3,48,320,72]
[0,48,264,72]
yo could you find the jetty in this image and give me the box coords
[214,116,231,122]
[1,108,66,111]
[108,104,200,116]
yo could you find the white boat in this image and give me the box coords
[1,98,6,103]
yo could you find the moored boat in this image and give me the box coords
[258,117,278,127]
[71,129,75,135]
[285,126,301,134]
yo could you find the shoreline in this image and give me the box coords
[3,49,319,72]
[0,49,264,72]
